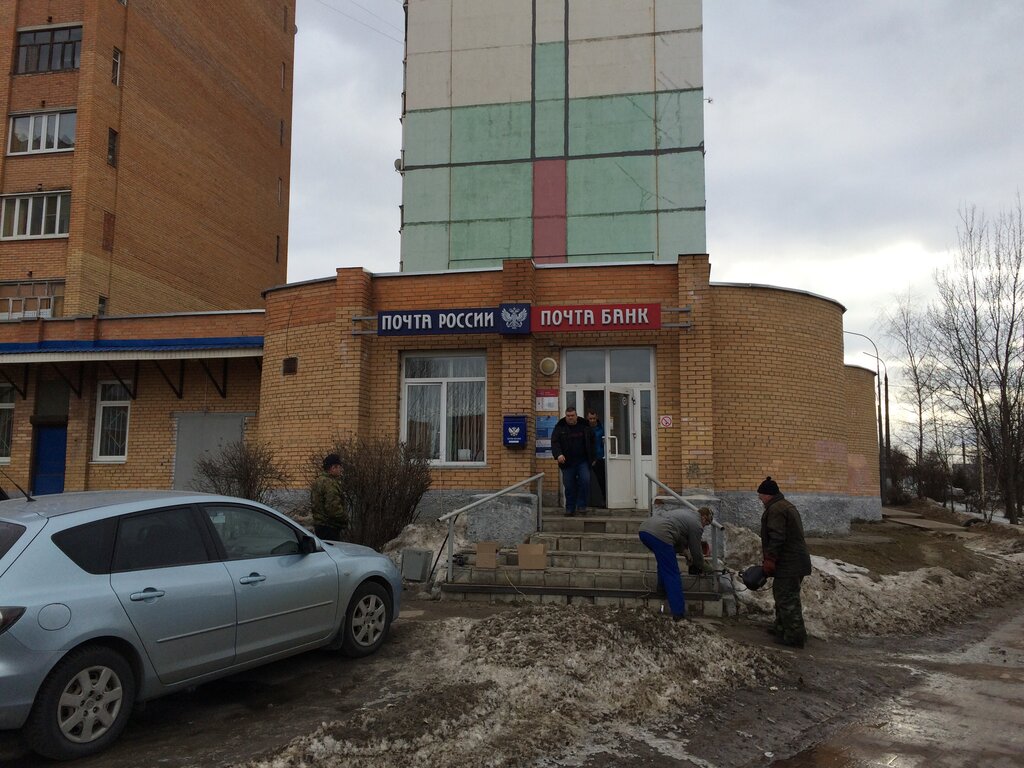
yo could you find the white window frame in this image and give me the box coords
[93,381,131,462]
[0,191,71,240]
[400,352,486,465]
[112,47,122,85]
[0,385,14,463]
[7,110,76,155]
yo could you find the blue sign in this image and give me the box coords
[503,415,528,447]
[378,307,496,336]
[497,303,531,334]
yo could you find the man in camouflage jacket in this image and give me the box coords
[757,476,812,648]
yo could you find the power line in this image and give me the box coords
[337,0,404,34]
[311,0,403,44]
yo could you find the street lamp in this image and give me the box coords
[863,351,890,499]
[844,331,886,502]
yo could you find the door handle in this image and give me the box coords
[129,588,166,601]
[239,573,267,585]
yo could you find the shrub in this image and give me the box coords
[192,440,289,504]
[312,436,431,551]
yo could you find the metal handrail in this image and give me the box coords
[440,472,545,582]
[644,473,725,582]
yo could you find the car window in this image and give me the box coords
[203,504,301,559]
[0,521,25,558]
[112,506,212,571]
[52,518,117,574]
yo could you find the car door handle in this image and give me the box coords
[129,588,166,601]
[239,573,266,585]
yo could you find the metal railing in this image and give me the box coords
[645,474,725,577]
[438,473,545,582]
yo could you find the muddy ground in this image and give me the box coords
[2,501,1023,767]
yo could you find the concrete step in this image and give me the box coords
[531,531,651,554]
[540,515,647,534]
[450,564,721,592]
[461,548,690,571]
[439,582,726,615]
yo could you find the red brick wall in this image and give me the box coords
[0,0,294,316]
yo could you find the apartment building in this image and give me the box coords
[0,0,293,319]
[0,1,294,494]
[399,0,706,271]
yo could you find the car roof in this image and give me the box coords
[0,490,235,523]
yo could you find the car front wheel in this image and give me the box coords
[341,581,392,657]
[23,645,136,760]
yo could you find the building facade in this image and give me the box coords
[255,257,880,530]
[0,0,293,319]
[400,0,706,271]
[0,1,293,495]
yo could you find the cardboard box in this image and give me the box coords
[517,543,547,570]
[475,541,499,569]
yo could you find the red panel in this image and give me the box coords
[533,159,566,261]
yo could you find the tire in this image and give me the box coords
[341,581,392,658]
[23,645,136,761]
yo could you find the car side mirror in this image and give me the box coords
[299,535,319,555]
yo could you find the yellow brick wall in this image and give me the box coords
[844,365,880,496]
[709,285,848,494]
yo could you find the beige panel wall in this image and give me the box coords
[406,0,452,55]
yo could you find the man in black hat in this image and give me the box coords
[311,453,347,540]
[757,476,812,648]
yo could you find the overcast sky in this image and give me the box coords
[288,0,1024,367]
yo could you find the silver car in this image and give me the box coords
[0,490,401,760]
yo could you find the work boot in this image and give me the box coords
[564,509,576,517]
[577,507,587,516]
[774,635,805,649]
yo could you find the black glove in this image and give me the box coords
[687,564,702,575]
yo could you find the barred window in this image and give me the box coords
[94,382,130,461]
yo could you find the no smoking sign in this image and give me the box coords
[659,415,673,428]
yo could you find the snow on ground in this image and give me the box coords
[238,512,1024,768]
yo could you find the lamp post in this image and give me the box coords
[863,351,890,499]
[844,331,886,502]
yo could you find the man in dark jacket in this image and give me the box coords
[551,406,596,516]
[758,476,812,648]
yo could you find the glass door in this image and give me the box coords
[605,387,638,508]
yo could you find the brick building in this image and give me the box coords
[256,257,881,529]
[0,1,292,493]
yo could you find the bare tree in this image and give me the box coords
[192,440,290,504]
[930,200,1024,524]
[883,291,939,497]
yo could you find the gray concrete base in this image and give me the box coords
[715,491,882,535]
[464,492,539,546]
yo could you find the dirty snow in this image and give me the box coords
[237,508,1024,768]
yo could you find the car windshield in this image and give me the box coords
[0,520,26,558]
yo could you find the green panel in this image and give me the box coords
[534,42,565,102]
[535,98,565,158]
[401,223,451,272]
[566,156,656,216]
[402,168,450,224]
[657,210,707,259]
[403,109,452,167]
[451,103,531,164]
[568,93,655,155]
[566,213,656,261]
[451,162,532,221]
[655,90,705,150]
[656,152,706,209]
[450,217,533,263]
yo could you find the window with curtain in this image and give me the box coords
[402,354,485,463]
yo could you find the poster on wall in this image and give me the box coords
[536,387,559,412]
[535,415,557,458]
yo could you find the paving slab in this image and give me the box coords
[886,516,978,535]
[882,509,923,518]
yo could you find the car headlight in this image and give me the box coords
[0,607,26,636]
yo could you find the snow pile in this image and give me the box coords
[381,516,471,571]
[241,607,778,768]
